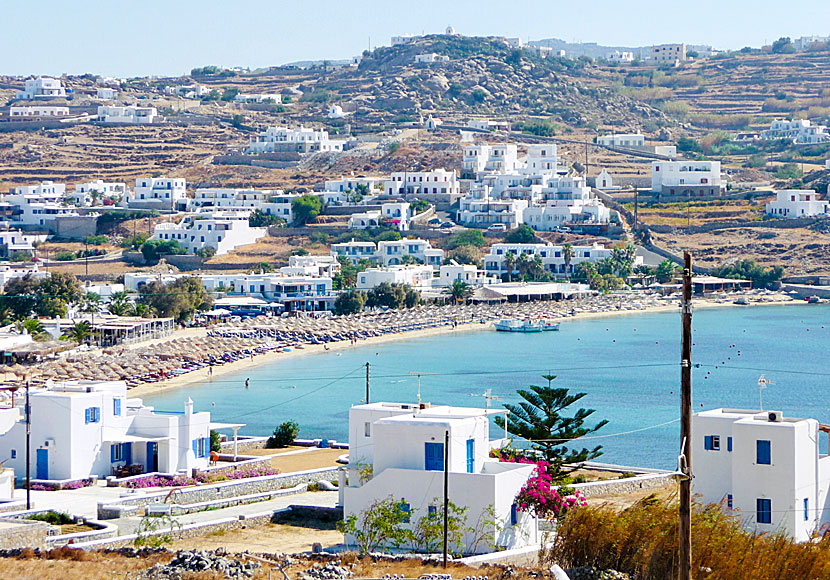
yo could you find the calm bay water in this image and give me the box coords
[143,304,830,470]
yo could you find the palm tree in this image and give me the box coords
[62,321,93,345]
[449,280,473,304]
[516,253,530,280]
[562,244,575,280]
[531,254,544,281]
[79,292,101,314]
[108,291,135,316]
[503,251,516,282]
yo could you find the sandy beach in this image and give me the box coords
[124,292,805,399]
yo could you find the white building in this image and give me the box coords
[247,126,345,154]
[96,87,117,100]
[343,402,539,554]
[377,239,444,269]
[384,169,460,198]
[233,93,282,104]
[9,106,69,119]
[129,177,187,210]
[438,261,495,288]
[0,230,47,258]
[414,53,450,64]
[348,210,381,230]
[324,176,386,194]
[3,182,81,228]
[595,169,614,189]
[98,105,158,124]
[598,133,645,148]
[462,144,521,178]
[391,34,420,45]
[330,240,377,265]
[693,408,830,542]
[483,242,635,277]
[152,212,266,255]
[280,254,341,278]
[381,202,412,231]
[71,180,127,206]
[356,265,434,290]
[16,77,66,100]
[794,36,830,51]
[607,50,635,63]
[458,192,528,229]
[766,190,828,218]
[0,380,211,481]
[761,119,830,144]
[650,43,686,63]
[467,119,511,132]
[651,160,725,199]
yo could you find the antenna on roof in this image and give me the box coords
[470,388,498,409]
[758,375,774,410]
[409,371,437,405]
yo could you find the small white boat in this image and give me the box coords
[493,319,560,332]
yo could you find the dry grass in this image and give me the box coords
[265,448,345,472]
[549,496,830,580]
[0,548,167,580]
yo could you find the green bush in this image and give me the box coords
[267,421,300,448]
[28,510,74,525]
[55,251,76,261]
[85,235,108,246]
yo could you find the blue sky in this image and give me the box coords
[3,0,829,77]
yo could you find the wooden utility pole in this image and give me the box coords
[365,362,370,404]
[25,379,31,510]
[634,190,639,229]
[679,252,693,580]
[442,429,449,569]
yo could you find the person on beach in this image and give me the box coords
[245,378,250,389]
[209,365,213,377]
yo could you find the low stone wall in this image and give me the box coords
[45,519,119,549]
[0,519,48,549]
[0,499,28,513]
[219,436,270,452]
[199,455,272,476]
[572,472,676,498]
[97,467,339,519]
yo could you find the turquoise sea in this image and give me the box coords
[143,304,830,470]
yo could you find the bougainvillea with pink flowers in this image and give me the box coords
[514,460,587,520]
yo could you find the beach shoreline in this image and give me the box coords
[127,297,807,400]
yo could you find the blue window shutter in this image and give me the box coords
[727,494,733,509]
[727,437,732,452]
[425,442,444,471]
[111,444,116,463]
[704,436,712,450]
[85,408,91,424]
[466,439,475,473]
[757,498,772,524]
[123,443,132,465]
[510,503,517,525]
[757,440,771,465]
[192,440,198,456]
[804,498,809,521]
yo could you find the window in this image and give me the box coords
[111,444,123,462]
[704,435,720,451]
[757,498,772,524]
[466,439,475,473]
[428,505,437,517]
[727,437,732,452]
[111,443,131,463]
[364,422,371,438]
[85,407,101,424]
[193,437,209,458]
[510,503,518,525]
[10,449,16,459]
[113,398,121,416]
[401,502,411,523]
[804,498,809,521]
[757,440,771,465]
[727,494,733,509]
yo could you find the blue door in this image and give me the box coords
[36,448,48,480]
[466,439,475,473]
[425,442,444,471]
[146,442,158,472]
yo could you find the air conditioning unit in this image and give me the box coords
[768,411,783,423]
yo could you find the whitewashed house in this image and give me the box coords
[458,189,528,229]
[152,212,266,255]
[72,180,127,206]
[247,126,345,154]
[467,119,511,132]
[650,43,686,63]
[168,85,209,99]
[348,210,382,230]
[98,105,158,124]
[280,255,341,278]
[384,169,460,198]
[0,381,211,481]
[3,182,81,229]
[356,265,434,290]
[438,261,495,288]
[16,77,66,100]
[324,176,385,194]
[343,402,539,554]
[233,93,281,104]
[377,239,444,269]
[598,133,645,148]
[0,230,47,258]
[761,119,830,144]
[766,190,828,218]
[96,87,117,100]
[607,51,634,63]
[651,160,725,199]
[483,242,636,277]
[330,240,378,265]
[595,169,614,190]
[462,144,521,178]
[9,106,69,119]
[694,408,830,542]
[381,202,411,231]
[129,177,187,210]
[414,53,450,64]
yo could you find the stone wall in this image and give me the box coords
[0,520,48,549]
[572,472,675,498]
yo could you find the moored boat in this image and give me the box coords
[493,319,560,332]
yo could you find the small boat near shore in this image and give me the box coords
[493,319,560,332]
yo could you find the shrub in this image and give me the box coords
[267,421,299,448]
[84,235,108,245]
[28,511,74,525]
[55,251,76,261]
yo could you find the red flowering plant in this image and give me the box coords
[513,460,587,520]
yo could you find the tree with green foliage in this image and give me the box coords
[85,235,108,246]
[220,87,240,101]
[338,496,412,553]
[79,292,102,315]
[676,137,703,154]
[365,283,417,310]
[446,244,483,267]
[771,37,795,54]
[774,163,803,180]
[656,259,678,283]
[449,280,473,303]
[137,277,213,321]
[120,233,149,250]
[62,321,93,345]
[335,290,366,315]
[711,259,783,288]
[108,291,135,316]
[505,224,537,244]
[291,195,323,225]
[445,229,486,249]
[400,254,422,265]
[194,246,216,259]
[409,500,469,555]
[140,239,186,264]
[373,229,402,242]
[209,430,222,453]
[562,244,575,279]
[333,257,372,290]
[494,375,608,481]
[267,421,299,448]
[249,209,286,228]
[503,251,516,282]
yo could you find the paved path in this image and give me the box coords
[110,490,339,536]
[27,482,126,519]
